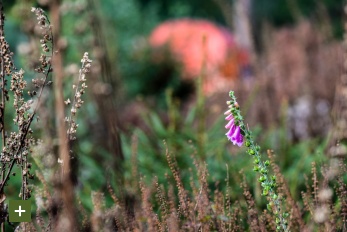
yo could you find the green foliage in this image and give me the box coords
[118,90,327,208]
[139,0,226,23]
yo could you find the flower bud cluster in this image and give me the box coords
[0,35,15,111]
[66,52,92,140]
[10,69,35,129]
[1,130,34,157]
[227,91,288,231]
[31,7,51,32]
[0,36,15,76]
[31,8,53,78]
[29,7,54,93]
[35,54,51,74]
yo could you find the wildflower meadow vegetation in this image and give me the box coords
[0,0,346,231]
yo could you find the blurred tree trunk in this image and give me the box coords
[86,0,124,175]
[50,0,77,231]
[233,0,254,57]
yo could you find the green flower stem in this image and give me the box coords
[227,91,288,232]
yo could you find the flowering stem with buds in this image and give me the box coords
[65,52,91,141]
[0,8,54,195]
[226,91,289,231]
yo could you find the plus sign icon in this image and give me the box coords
[9,200,31,222]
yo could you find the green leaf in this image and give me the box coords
[149,113,166,136]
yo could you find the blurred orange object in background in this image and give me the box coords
[149,19,250,95]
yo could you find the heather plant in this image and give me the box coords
[112,95,346,231]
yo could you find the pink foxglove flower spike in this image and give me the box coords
[225,91,288,231]
[224,108,243,147]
